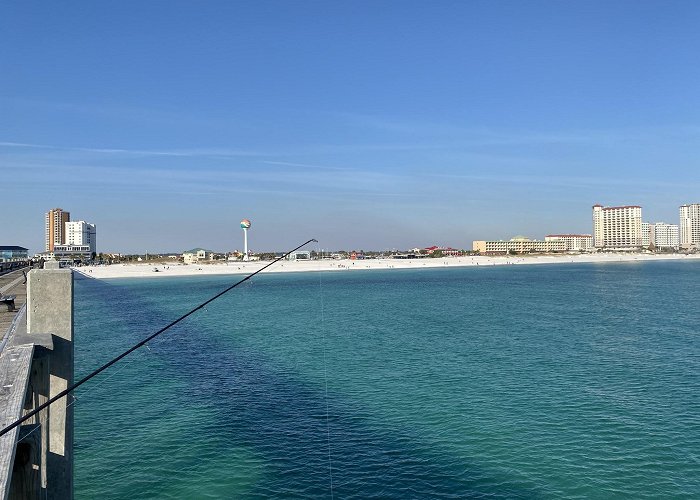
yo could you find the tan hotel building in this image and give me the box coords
[473,237,566,254]
[592,204,643,249]
[544,234,594,251]
[45,207,70,252]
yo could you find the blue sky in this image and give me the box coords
[2,1,699,254]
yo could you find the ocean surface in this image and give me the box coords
[73,261,700,499]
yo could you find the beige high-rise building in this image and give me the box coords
[45,208,70,252]
[592,204,642,249]
[679,203,700,250]
[592,205,604,248]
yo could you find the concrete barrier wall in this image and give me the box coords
[26,268,73,500]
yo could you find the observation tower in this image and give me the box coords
[240,219,251,261]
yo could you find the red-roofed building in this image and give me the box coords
[424,246,464,256]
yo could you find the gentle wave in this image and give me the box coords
[75,262,700,498]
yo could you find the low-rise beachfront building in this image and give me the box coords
[227,250,243,261]
[424,246,463,256]
[287,250,311,260]
[473,236,566,254]
[0,245,29,262]
[52,244,93,259]
[183,248,213,264]
[391,253,425,259]
[544,234,594,252]
[680,203,700,250]
[592,204,643,249]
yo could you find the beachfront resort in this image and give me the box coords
[2,203,699,281]
[1,203,699,275]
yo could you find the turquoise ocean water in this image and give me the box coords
[74,261,700,498]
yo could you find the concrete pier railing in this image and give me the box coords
[0,264,73,499]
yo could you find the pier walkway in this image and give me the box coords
[0,269,28,346]
[0,266,73,499]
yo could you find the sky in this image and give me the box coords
[2,1,699,254]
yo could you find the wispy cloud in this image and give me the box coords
[427,172,700,191]
[335,112,700,147]
[0,97,241,130]
[260,160,350,171]
[0,141,259,158]
[336,112,596,145]
[5,156,416,201]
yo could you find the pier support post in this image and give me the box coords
[28,348,50,491]
[9,424,41,500]
[27,268,73,500]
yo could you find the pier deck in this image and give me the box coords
[0,269,28,347]
[0,267,73,499]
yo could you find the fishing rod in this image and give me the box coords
[0,238,317,438]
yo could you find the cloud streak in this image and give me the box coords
[0,141,259,158]
[336,113,700,147]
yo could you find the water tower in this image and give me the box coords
[240,219,251,261]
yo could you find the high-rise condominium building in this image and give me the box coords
[641,222,651,247]
[45,208,70,252]
[679,204,700,250]
[642,222,679,250]
[653,223,680,250]
[66,221,97,254]
[592,204,643,249]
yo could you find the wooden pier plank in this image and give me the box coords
[0,344,34,499]
[0,269,28,351]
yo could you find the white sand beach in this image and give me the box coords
[77,252,700,280]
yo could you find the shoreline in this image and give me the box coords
[76,253,700,280]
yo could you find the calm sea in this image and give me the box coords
[74,261,700,498]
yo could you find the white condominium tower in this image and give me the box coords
[45,207,70,252]
[679,203,700,249]
[592,204,643,249]
[642,222,680,250]
[653,223,680,250]
[66,221,97,254]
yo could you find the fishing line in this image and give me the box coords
[317,242,334,499]
[0,238,317,438]
[9,361,78,450]
[71,348,150,402]
[14,398,52,445]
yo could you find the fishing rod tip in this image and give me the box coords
[311,238,319,243]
